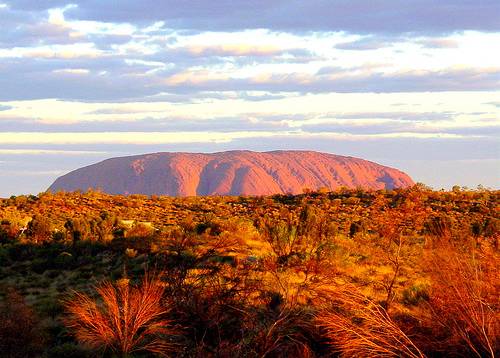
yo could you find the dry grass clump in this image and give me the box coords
[63,273,177,357]
[317,287,425,358]
[252,309,317,357]
[426,241,499,357]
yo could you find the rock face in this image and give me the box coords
[48,150,414,196]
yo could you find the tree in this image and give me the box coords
[26,214,52,243]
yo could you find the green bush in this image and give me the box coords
[44,343,92,358]
[54,252,74,269]
[30,258,50,274]
[36,297,63,318]
[401,284,430,306]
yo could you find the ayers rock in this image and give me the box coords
[48,150,414,196]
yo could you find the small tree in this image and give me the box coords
[26,214,52,243]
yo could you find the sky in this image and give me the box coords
[0,1,499,196]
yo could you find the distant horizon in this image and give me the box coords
[1,1,499,196]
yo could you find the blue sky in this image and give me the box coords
[0,0,499,196]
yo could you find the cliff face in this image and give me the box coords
[48,150,414,196]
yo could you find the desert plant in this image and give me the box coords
[250,308,317,357]
[426,241,499,357]
[26,214,52,243]
[317,287,425,358]
[63,273,177,357]
[401,284,430,307]
[0,288,44,357]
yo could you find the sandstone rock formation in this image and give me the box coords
[48,150,414,196]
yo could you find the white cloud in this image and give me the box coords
[0,43,103,59]
[0,130,474,147]
[53,68,90,75]
[0,131,276,144]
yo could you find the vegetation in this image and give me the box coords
[0,186,498,357]
[64,273,177,357]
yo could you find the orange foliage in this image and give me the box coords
[63,273,177,356]
[317,287,425,358]
[425,241,499,357]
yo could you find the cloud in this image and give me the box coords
[0,116,291,133]
[2,107,496,140]
[2,1,499,196]
[332,111,455,121]
[8,0,497,34]
[416,38,459,49]
[182,44,286,57]
[0,131,283,145]
[334,37,393,50]
[301,121,500,137]
[0,127,486,150]
[2,7,499,103]
[334,35,461,51]
[85,107,165,115]
[52,68,90,74]
[444,125,500,136]
[0,6,85,46]
[155,67,500,95]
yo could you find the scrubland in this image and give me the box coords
[0,186,498,357]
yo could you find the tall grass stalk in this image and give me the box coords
[64,273,176,357]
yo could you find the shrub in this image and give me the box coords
[317,287,425,358]
[54,251,75,269]
[0,227,9,244]
[247,308,318,357]
[63,273,178,357]
[26,215,52,244]
[44,343,92,358]
[426,242,499,357]
[401,284,430,306]
[0,288,44,357]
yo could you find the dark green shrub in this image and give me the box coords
[30,257,50,274]
[36,297,64,318]
[7,243,32,261]
[54,252,75,269]
[0,289,44,357]
[402,284,430,306]
[195,221,223,235]
[52,231,65,242]
[0,227,9,244]
[45,269,61,279]
[44,343,92,358]
[0,246,10,265]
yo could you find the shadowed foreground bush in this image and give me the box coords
[317,287,425,358]
[64,274,177,357]
[426,242,499,357]
[0,288,44,358]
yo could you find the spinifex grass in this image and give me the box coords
[63,273,177,357]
